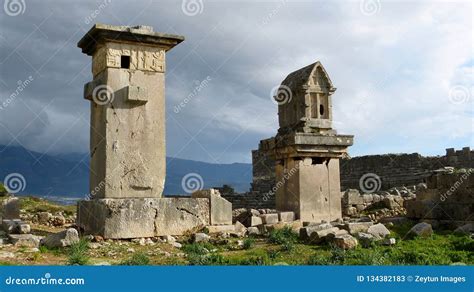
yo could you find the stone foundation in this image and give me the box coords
[77,197,210,239]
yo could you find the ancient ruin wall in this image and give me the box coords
[251,146,474,194]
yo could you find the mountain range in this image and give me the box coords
[0,146,252,203]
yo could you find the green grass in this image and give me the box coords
[0,183,7,196]
[67,238,90,265]
[19,196,75,216]
[120,252,150,265]
[243,238,255,250]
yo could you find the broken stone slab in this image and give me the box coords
[308,227,340,244]
[260,213,279,224]
[299,223,333,241]
[367,223,391,239]
[248,216,263,227]
[2,219,30,235]
[332,234,358,250]
[408,222,433,238]
[454,223,474,235]
[356,232,376,248]
[77,197,210,239]
[0,197,20,220]
[265,220,303,233]
[231,221,247,237]
[343,189,363,205]
[41,228,80,248]
[341,222,373,235]
[192,188,232,225]
[247,226,260,236]
[206,225,235,234]
[192,233,210,243]
[38,212,52,225]
[278,211,295,222]
[9,234,41,248]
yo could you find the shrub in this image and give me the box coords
[268,226,298,245]
[67,238,89,265]
[0,183,7,196]
[242,238,255,250]
[120,252,150,265]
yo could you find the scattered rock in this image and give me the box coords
[232,221,247,237]
[9,234,41,248]
[356,232,375,248]
[308,227,340,244]
[342,222,373,235]
[299,223,333,241]
[408,222,433,238]
[247,226,260,236]
[0,251,15,258]
[454,223,474,235]
[51,215,66,227]
[332,234,358,249]
[38,212,52,225]
[40,228,79,248]
[172,242,182,248]
[382,238,396,246]
[88,242,101,249]
[163,235,176,244]
[127,248,135,253]
[260,213,279,224]
[367,223,391,239]
[278,212,295,222]
[193,233,210,243]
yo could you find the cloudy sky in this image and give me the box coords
[0,0,472,164]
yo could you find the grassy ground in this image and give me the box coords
[0,197,472,266]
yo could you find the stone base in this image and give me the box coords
[77,197,210,239]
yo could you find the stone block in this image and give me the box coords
[247,226,260,236]
[367,223,391,239]
[341,222,373,235]
[408,222,433,238]
[249,216,263,226]
[9,234,41,248]
[206,225,235,234]
[343,189,363,205]
[260,213,279,224]
[77,197,210,239]
[1,197,20,220]
[278,211,295,222]
[299,223,333,240]
[308,227,340,244]
[192,189,232,225]
[332,234,358,249]
[41,228,79,248]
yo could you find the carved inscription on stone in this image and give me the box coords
[92,43,165,76]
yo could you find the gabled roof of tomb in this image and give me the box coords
[281,61,335,93]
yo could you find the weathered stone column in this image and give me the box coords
[272,62,353,222]
[76,24,215,239]
[78,24,183,198]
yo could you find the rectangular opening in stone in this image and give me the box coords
[121,55,130,69]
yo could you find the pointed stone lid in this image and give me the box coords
[281,61,335,93]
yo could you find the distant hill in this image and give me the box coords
[0,146,252,201]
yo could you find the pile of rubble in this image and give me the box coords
[341,184,425,220]
[0,195,79,249]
